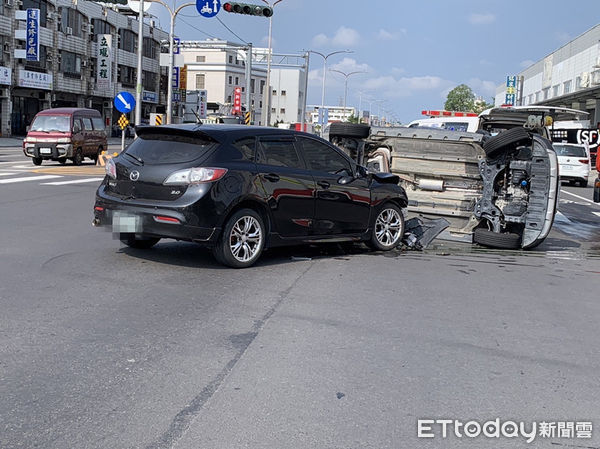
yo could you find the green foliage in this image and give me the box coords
[346,113,360,124]
[444,84,475,112]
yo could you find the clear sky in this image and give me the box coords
[148,0,600,123]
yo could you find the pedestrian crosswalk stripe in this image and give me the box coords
[41,177,104,185]
[0,172,18,176]
[0,175,62,184]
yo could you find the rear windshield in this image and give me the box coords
[554,144,587,157]
[31,115,70,132]
[124,133,217,164]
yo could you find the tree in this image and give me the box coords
[472,98,495,114]
[346,113,360,124]
[444,84,475,112]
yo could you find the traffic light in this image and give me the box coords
[222,2,273,17]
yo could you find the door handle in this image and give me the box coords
[263,173,280,182]
[317,180,330,189]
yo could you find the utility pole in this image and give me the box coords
[134,0,144,127]
[245,43,252,123]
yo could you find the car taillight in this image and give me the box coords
[163,167,228,185]
[105,158,116,179]
[579,159,589,164]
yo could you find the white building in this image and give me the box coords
[495,23,600,124]
[180,40,267,124]
[0,0,168,136]
[308,105,356,125]
[270,68,306,125]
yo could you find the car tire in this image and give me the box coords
[482,127,531,158]
[329,123,371,139]
[32,157,42,166]
[58,158,67,165]
[368,203,405,251]
[93,146,103,163]
[120,235,160,249]
[72,148,83,166]
[213,208,265,268]
[578,179,588,188]
[473,228,521,249]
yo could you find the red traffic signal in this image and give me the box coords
[222,2,273,17]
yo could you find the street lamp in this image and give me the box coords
[148,0,195,124]
[261,0,283,126]
[307,50,352,131]
[329,69,366,121]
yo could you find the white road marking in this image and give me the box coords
[0,175,62,184]
[0,172,18,176]
[561,190,600,208]
[593,212,600,218]
[41,178,104,185]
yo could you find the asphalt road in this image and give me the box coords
[1,147,599,449]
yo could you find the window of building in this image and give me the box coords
[23,0,48,27]
[535,91,541,102]
[143,38,158,59]
[227,95,232,103]
[196,74,205,89]
[59,7,85,38]
[564,80,572,94]
[272,89,277,96]
[228,76,232,85]
[280,108,285,114]
[60,50,82,78]
[228,55,233,64]
[552,85,560,97]
[250,79,255,94]
[575,76,581,90]
[260,80,265,95]
[119,29,138,54]
[235,77,239,85]
[271,108,276,113]
[281,90,286,96]
[528,94,534,104]
[259,101,262,108]
[118,65,136,87]
[142,70,157,91]
[196,55,205,62]
[543,88,550,100]
[91,19,114,42]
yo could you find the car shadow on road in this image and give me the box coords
[117,241,379,269]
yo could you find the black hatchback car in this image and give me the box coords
[93,125,408,268]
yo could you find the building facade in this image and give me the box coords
[270,68,306,125]
[180,40,267,124]
[308,105,356,125]
[495,23,600,124]
[0,0,168,136]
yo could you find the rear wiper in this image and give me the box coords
[123,152,144,165]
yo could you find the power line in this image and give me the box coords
[216,16,248,44]
[177,16,220,40]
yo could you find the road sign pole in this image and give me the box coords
[121,126,125,153]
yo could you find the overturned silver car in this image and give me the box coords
[330,107,588,249]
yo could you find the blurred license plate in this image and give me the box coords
[40,148,51,154]
[112,212,141,233]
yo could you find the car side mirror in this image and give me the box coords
[338,175,354,185]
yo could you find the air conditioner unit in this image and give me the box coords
[82,60,88,67]
[149,19,156,28]
[89,24,94,33]
[581,72,591,88]
[4,0,12,8]
[46,11,55,21]
[66,27,73,35]
[82,23,89,32]
[592,70,600,85]
[0,89,7,98]
[15,0,22,7]
[3,43,9,53]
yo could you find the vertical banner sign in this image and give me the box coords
[179,65,187,91]
[26,9,40,62]
[505,76,517,106]
[172,67,180,89]
[97,34,112,90]
[233,86,242,115]
[173,37,180,55]
[198,89,207,119]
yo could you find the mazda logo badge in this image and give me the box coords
[129,170,140,181]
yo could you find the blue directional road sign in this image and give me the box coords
[196,0,220,17]
[114,91,136,114]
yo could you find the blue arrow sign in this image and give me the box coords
[114,91,136,114]
[196,0,220,17]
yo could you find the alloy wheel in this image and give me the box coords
[229,215,263,263]
[374,208,403,248]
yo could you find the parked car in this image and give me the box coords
[22,108,107,166]
[92,125,408,268]
[329,106,589,249]
[554,143,590,187]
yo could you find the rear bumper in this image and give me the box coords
[93,188,220,244]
